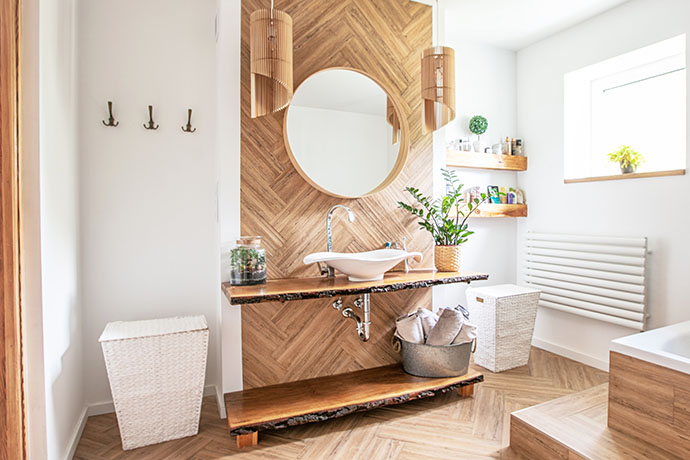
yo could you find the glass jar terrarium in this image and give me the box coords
[230,236,267,286]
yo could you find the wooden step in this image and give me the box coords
[510,383,681,460]
[225,364,483,447]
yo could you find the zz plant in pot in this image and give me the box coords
[608,145,644,174]
[398,169,487,272]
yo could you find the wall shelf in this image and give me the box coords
[451,203,528,218]
[446,150,527,171]
[225,364,483,446]
[222,269,489,304]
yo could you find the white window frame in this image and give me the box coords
[564,35,687,183]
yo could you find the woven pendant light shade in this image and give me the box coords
[250,7,293,118]
[386,97,400,144]
[421,46,455,133]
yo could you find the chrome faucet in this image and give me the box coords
[387,237,409,273]
[324,205,355,277]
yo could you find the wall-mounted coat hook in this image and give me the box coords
[102,101,119,127]
[143,105,159,130]
[181,109,196,133]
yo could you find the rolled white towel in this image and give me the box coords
[395,312,424,344]
[416,307,439,340]
[452,321,478,345]
[426,307,464,346]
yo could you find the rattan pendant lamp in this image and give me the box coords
[421,0,455,132]
[250,0,293,118]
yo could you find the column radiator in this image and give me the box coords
[524,232,648,331]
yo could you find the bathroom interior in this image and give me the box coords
[3,0,690,459]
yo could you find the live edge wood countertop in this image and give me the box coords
[222,269,489,304]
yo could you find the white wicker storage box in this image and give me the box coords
[466,285,540,372]
[99,315,209,450]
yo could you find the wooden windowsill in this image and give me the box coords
[564,169,685,184]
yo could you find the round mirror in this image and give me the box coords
[284,68,408,198]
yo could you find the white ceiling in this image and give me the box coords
[440,0,631,50]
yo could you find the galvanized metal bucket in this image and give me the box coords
[393,336,476,378]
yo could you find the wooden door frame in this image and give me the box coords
[1,0,26,458]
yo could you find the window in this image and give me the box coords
[564,35,686,182]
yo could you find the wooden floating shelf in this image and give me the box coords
[222,269,489,305]
[446,150,527,171]
[450,203,527,218]
[225,364,483,443]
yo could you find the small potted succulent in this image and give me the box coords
[608,145,644,174]
[398,169,487,272]
[469,115,488,153]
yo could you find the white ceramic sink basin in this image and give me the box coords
[304,249,423,282]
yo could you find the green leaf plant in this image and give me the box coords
[469,115,488,141]
[607,145,645,169]
[397,169,488,246]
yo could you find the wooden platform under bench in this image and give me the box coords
[225,364,483,448]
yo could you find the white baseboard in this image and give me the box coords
[63,406,88,460]
[532,337,609,372]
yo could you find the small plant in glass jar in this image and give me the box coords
[230,237,267,286]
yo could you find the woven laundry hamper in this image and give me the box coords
[466,285,540,372]
[99,315,209,450]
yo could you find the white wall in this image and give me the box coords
[20,0,49,457]
[517,0,690,369]
[433,26,519,308]
[37,0,85,458]
[77,0,221,409]
[217,0,243,395]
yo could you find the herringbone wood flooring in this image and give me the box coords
[239,0,436,389]
[74,347,608,460]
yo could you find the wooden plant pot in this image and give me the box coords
[435,245,461,272]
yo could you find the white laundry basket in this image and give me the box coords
[99,315,209,450]
[466,285,540,372]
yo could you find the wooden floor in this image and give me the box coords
[74,347,608,460]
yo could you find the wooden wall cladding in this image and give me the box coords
[240,0,433,388]
[608,351,690,459]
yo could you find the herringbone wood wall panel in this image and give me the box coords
[240,0,434,388]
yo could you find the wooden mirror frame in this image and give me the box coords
[1,0,26,458]
[283,67,410,199]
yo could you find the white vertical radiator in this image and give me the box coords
[524,232,648,331]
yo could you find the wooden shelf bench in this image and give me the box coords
[226,364,483,448]
[222,269,489,448]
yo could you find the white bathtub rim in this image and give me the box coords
[610,320,690,376]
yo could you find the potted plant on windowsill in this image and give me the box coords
[398,169,487,272]
[608,145,645,174]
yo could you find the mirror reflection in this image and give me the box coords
[285,69,404,198]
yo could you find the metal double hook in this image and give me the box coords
[102,101,119,127]
[181,109,196,133]
[143,105,159,130]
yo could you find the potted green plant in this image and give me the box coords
[608,145,644,174]
[398,169,487,272]
[469,115,488,153]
